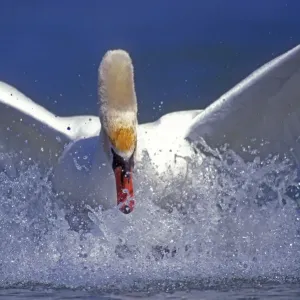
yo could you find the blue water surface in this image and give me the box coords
[0,0,300,121]
[0,1,300,299]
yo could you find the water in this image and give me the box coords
[1,1,300,122]
[1,282,300,299]
[1,1,300,298]
[0,145,299,299]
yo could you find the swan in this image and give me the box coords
[0,44,300,215]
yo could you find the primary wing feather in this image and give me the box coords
[0,81,100,168]
[185,44,300,164]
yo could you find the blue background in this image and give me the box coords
[0,0,299,122]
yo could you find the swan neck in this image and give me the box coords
[98,49,137,113]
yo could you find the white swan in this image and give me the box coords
[0,44,300,214]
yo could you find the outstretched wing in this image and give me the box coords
[185,44,300,164]
[0,81,100,168]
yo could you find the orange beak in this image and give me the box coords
[114,166,135,214]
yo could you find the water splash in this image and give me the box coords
[0,146,298,292]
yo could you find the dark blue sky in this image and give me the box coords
[0,0,300,122]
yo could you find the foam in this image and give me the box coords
[0,144,298,292]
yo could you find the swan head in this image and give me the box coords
[98,49,137,214]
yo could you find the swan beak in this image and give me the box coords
[114,165,135,214]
